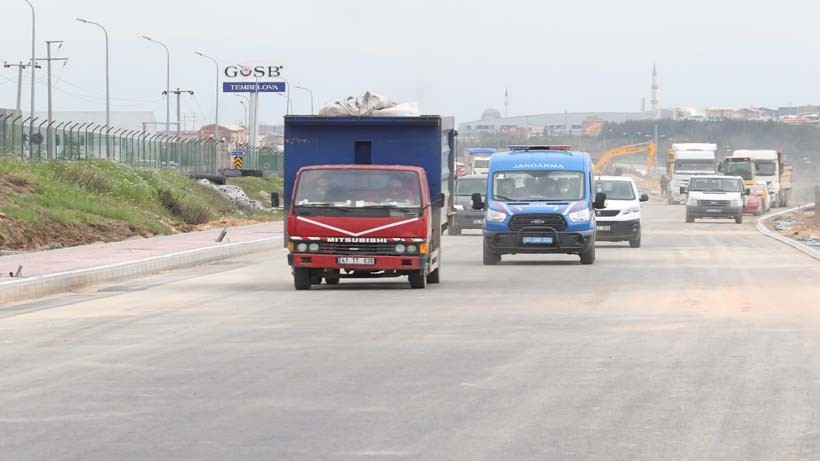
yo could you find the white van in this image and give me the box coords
[594,176,649,248]
[685,175,747,224]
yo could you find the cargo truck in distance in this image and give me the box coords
[666,143,718,204]
[467,148,495,175]
[282,116,456,290]
[723,150,792,208]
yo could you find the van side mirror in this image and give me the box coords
[717,164,723,173]
[679,186,687,194]
[593,192,607,209]
[471,192,484,210]
[640,193,649,202]
[745,188,751,196]
[271,192,280,208]
[433,192,445,207]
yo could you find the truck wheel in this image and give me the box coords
[426,268,440,284]
[294,268,312,290]
[448,225,461,236]
[629,232,642,248]
[409,271,427,289]
[579,244,596,265]
[686,213,694,223]
[482,242,500,265]
[310,274,322,285]
[735,214,743,224]
[325,276,340,285]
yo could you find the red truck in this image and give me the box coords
[282,116,456,290]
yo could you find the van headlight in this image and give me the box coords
[569,208,590,223]
[686,196,698,206]
[454,204,464,211]
[623,206,640,215]
[485,209,507,222]
[731,198,743,207]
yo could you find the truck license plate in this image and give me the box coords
[706,209,721,213]
[473,219,484,225]
[522,236,553,244]
[597,225,611,231]
[337,257,375,266]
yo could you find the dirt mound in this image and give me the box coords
[0,214,150,251]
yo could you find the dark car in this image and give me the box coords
[449,174,487,235]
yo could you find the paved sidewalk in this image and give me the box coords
[0,222,284,303]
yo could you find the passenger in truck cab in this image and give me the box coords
[383,175,418,204]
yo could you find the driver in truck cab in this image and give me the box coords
[383,175,418,203]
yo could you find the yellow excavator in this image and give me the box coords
[594,142,657,174]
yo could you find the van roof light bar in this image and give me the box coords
[508,145,573,152]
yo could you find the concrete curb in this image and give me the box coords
[0,237,282,305]
[756,203,819,261]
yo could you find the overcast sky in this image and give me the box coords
[1,0,818,127]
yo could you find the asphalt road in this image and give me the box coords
[2,203,819,460]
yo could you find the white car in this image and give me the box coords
[594,176,649,248]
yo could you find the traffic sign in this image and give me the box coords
[233,156,244,169]
[222,82,286,93]
[231,150,246,157]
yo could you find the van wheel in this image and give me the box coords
[686,213,694,223]
[483,241,500,265]
[409,271,427,289]
[294,268,312,290]
[629,233,641,248]
[735,214,743,224]
[580,244,596,265]
[448,225,461,236]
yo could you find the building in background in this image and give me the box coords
[705,107,736,120]
[199,124,246,144]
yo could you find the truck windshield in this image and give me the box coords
[675,160,714,172]
[724,161,754,180]
[294,169,422,208]
[754,160,776,176]
[689,178,743,193]
[595,180,635,200]
[456,178,487,196]
[492,171,585,202]
[473,159,490,169]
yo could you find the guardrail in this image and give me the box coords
[0,113,283,177]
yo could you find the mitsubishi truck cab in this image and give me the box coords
[472,145,606,265]
[685,175,748,224]
[594,176,649,248]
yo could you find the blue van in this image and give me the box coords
[470,145,606,265]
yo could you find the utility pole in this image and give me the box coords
[163,88,194,137]
[3,62,38,112]
[35,41,68,159]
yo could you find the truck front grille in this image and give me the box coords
[509,214,567,231]
[317,243,399,255]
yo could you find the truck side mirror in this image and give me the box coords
[433,192,445,207]
[640,193,649,202]
[717,164,723,173]
[471,193,484,210]
[593,192,607,209]
[271,192,280,208]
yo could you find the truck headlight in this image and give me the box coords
[296,243,308,253]
[569,208,590,223]
[454,204,464,211]
[406,244,418,253]
[308,243,320,252]
[485,209,506,222]
[395,243,407,253]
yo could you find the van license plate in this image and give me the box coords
[597,225,611,231]
[706,209,721,213]
[337,257,375,266]
[473,219,484,225]
[522,236,553,244]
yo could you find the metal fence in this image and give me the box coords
[0,113,283,176]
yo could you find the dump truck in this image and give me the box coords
[282,116,456,290]
[727,150,792,207]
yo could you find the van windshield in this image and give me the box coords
[493,171,585,201]
[596,180,635,200]
[294,169,422,208]
[456,178,487,196]
[689,177,743,193]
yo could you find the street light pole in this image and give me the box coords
[295,85,314,115]
[142,35,170,135]
[22,0,35,134]
[76,18,109,130]
[195,51,219,143]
